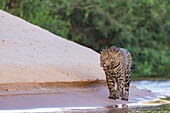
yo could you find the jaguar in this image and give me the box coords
[100,46,135,101]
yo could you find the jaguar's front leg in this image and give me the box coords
[105,74,116,99]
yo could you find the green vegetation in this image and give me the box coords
[130,104,170,112]
[0,0,170,78]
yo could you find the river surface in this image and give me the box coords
[132,80,170,97]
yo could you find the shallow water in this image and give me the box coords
[0,80,170,112]
[129,80,170,112]
[132,80,170,97]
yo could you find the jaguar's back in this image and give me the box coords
[118,48,132,75]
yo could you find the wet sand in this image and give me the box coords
[0,81,157,111]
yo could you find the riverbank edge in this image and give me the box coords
[0,80,106,91]
[132,76,170,81]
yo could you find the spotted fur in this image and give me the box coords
[100,46,134,101]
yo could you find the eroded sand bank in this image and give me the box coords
[0,9,105,83]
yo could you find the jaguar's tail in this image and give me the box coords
[130,64,136,74]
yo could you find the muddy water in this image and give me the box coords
[0,80,170,112]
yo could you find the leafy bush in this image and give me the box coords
[0,0,170,77]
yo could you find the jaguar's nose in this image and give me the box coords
[103,65,110,70]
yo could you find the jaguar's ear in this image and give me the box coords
[110,46,117,50]
[100,49,105,53]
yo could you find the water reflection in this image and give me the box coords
[104,104,129,113]
[0,105,129,113]
[59,104,129,113]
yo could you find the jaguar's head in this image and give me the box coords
[100,49,116,71]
